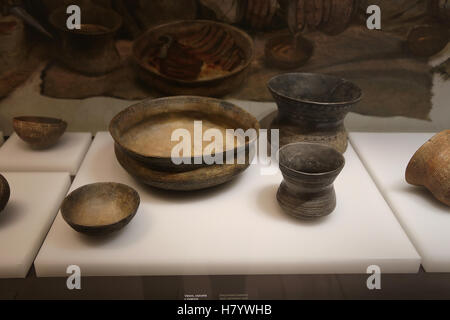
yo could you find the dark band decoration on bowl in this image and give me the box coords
[110,96,260,191]
[133,20,254,97]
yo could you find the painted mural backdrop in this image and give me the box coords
[0,0,449,133]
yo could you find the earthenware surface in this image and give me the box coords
[110,96,260,172]
[61,182,140,236]
[406,130,450,206]
[13,116,67,149]
[277,142,345,219]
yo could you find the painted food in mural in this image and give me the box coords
[146,24,245,81]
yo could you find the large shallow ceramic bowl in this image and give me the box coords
[115,144,249,191]
[13,116,67,149]
[110,96,260,173]
[61,183,140,236]
[133,20,254,97]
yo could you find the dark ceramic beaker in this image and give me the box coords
[49,4,122,76]
[267,73,362,153]
[277,142,345,219]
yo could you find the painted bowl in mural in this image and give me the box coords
[49,4,123,75]
[265,33,314,69]
[109,96,259,173]
[13,116,67,149]
[407,24,449,57]
[267,73,362,153]
[133,20,254,97]
[61,183,140,236]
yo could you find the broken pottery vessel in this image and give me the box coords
[406,130,450,206]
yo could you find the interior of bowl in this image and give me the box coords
[14,116,65,126]
[279,143,345,175]
[110,97,259,159]
[268,73,362,104]
[133,20,253,82]
[61,183,139,227]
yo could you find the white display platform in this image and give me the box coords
[35,132,420,277]
[0,133,92,175]
[0,172,71,278]
[350,132,450,273]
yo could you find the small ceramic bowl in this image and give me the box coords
[61,183,140,236]
[277,142,345,219]
[407,24,449,57]
[265,33,313,69]
[13,116,67,149]
[0,174,10,213]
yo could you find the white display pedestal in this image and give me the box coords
[350,132,450,272]
[0,172,71,278]
[35,133,420,277]
[0,133,91,175]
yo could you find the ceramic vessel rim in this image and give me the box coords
[109,95,260,162]
[13,116,67,127]
[49,5,123,35]
[408,23,449,36]
[267,72,363,106]
[278,142,346,177]
[61,182,140,228]
[132,19,254,84]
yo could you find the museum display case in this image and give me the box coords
[0,0,449,302]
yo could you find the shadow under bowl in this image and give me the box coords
[13,116,67,149]
[0,174,10,213]
[61,183,140,236]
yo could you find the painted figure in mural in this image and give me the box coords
[8,0,435,37]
